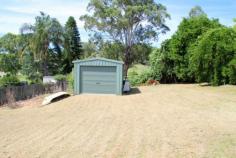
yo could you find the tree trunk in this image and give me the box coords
[124,46,132,78]
[42,43,49,76]
[124,64,129,79]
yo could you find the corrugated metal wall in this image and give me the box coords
[73,58,123,95]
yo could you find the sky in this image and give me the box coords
[0,0,235,47]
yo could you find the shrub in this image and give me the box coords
[138,70,153,84]
[128,70,140,86]
[21,53,42,84]
[54,74,66,81]
[128,69,154,86]
[149,49,162,80]
[29,71,42,84]
[66,72,74,91]
[222,58,236,85]
[0,75,20,87]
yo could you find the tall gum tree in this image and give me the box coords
[80,0,170,77]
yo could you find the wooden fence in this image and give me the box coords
[0,81,67,106]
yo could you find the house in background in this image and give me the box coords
[43,76,57,84]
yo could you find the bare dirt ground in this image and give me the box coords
[0,84,236,158]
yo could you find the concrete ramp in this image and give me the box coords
[42,92,70,105]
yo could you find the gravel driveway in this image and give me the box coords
[0,84,236,158]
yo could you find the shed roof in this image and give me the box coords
[73,57,124,64]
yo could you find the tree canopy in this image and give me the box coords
[20,12,64,75]
[189,6,206,18]
[190,27,236,85]
[0,12,84,85]
[80,0,170,76]
[148,6,236,85]
[1,4,236,86]
[169,16,221,82]
[233,18,236,31]
[63,16,83,73]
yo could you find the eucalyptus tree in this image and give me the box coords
[189,6,206,18]
[20,12,64,75]
[80,0,170,76]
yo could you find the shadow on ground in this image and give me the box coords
[123,87,141,95]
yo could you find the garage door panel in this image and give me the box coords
[82,74,116,81]
[80,66,117,94]
[81,66,115,72]
[82,71,116,75]
[82,84,116,94]
[83,80,116,84]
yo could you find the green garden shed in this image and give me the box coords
[73,58,124,95]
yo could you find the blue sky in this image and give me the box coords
[0,0,235,46]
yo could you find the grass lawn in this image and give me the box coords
[0,84,236,158]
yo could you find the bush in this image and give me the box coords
[128,69,153,86]
[138,70,153,84]
[128,70,140,86]
[54,74,66,81]
[66,72,74,91]
[21,53,42,84]
[0,75,20,87]
[149,49,162,80]
[29,71,42,84]
[222,58,236,85]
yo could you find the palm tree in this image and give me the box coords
[20,12,64,75]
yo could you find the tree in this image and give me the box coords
[100,41,124,60]
[0,33,19,54]
[20,12,64,76]
[82,41,97,58]
[169,15,221,82]
[223,58,236,85]
[80,0,170,76]
[132,43,152,64]
[189,6,206,18]
[0,54,21,75]
[63,16,82,73]
[191,27,236,85]
[233,18,236,31]
[20,53,42,83]
[149,40,176,83]
[0,33,29,59]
